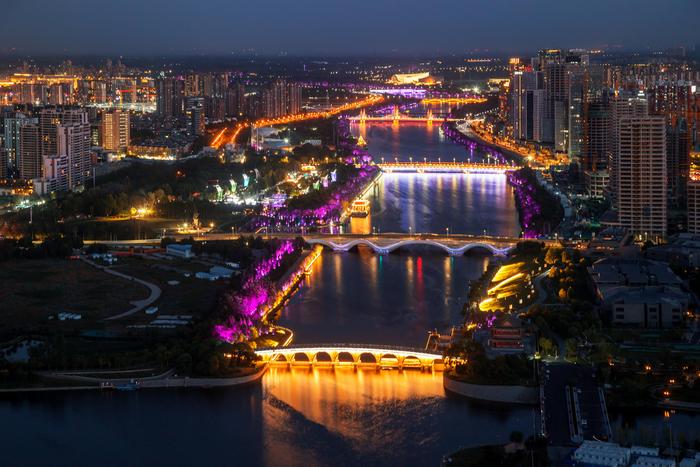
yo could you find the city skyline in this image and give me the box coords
[1,0,698,56]
[2,3,700,465]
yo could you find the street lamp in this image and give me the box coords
[446,227,449,237]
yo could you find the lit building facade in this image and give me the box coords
[617,116,667,239]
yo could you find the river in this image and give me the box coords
[0,114,695,466]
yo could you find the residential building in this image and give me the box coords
[19,123,41,179]
[608,95,649,205]
[616,115,667,239]
[21,108,91,192]
[666,118,690,207]
[156,77,184,118]
[689,173,700,234]
[3,112,37,174]
[100,109,130,153]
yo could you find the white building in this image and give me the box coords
[166,244,194,259]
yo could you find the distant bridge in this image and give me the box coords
[377,161,519,174]
[349,106,459,124]
[256,344,444,370]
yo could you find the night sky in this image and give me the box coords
[2,0,698,56]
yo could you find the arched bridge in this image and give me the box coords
[256,344,444,370]
[305,237,513,256]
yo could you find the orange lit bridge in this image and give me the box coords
[377,161,519,174]
[256,344,444,370]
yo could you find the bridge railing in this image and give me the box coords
[255,343,443,356]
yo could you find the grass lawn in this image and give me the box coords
[0,258,148,330]
[112,256,226,320]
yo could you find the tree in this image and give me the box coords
[545,247,562,266]
[558,288,568,301]
[538,337,555,357]
[175,353,193,375]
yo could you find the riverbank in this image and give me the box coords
[443,373,538,405]
[255,244,323,348]
[450,121,525,164]
[0,365,268,393]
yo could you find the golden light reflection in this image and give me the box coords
[263,367,444,445]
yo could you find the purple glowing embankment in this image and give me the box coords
[214,239,296,342]
[248,123,378,232]
[217,127,379,342]
[506,168,562,239]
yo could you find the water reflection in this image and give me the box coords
[280,249,489,347]
[349,172,519,236]
[261,366,535,467]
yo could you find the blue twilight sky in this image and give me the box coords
[1,0,698,56]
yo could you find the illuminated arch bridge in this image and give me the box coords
[305,237,513,256]
[256,344,445,370]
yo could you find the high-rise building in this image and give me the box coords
[688,173,700,234]
[156,77,184,118]
[511,71,543,142]
[582,100,610,172]
[3,112,37,174]
[100,109,130,153]
[568,70,585,163]
[0,147,7,179]
[261,80,302,118]
[56,120,91,189]
[608,95,649,203]
[21,108,91,192]
[288,82,302,115]
[186,97,205,136]
[666,119,690,207]
[582,100,610,197]
[184,74,200,97]
[617,116,667,239]
[19,123,41,180]
[226,83,246,118]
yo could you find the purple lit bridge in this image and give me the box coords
[256,344,444,370]
[376,161,520,174]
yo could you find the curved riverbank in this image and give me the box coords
[443,374,538,405]
[0,365,269,394]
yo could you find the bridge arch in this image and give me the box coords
[402,356,423,368]
[358,352,377,364]
[292,352,310,363]
[313,351,333,363]
[336,352,355,364]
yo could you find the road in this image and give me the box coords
[541,363,611,446]
[80,256,161,320]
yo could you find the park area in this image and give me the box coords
[0,258,148,333]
